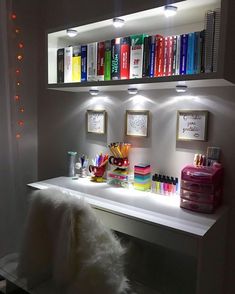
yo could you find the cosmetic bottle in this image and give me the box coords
[156,175,160,194]
[67,151,77,177]
[151,174,156,193]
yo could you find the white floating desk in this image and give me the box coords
[28,176,228,294]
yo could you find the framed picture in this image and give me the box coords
[125,110,149,137]
[176,110,209,141]
[86,110,107,134]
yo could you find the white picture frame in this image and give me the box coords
[125,110,149,137]
[86,110,107,134]
[177,110,209,141]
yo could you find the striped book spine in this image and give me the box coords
[204,10,215,73]
[81,45,87,82]
[213,8,221,72]
[180,34,188,75]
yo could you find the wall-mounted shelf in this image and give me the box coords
[47,0,235,92]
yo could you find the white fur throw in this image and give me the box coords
[17,188,129,294]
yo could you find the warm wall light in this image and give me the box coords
[19,107,25,113]
[128,87,138,95]
[66,29,78,37]
[176,85,188,93]
[17,54,23,61]
[18,120,24,126]
[164,5,178,17]
[89,89,99,96]
[15,69,20,75]
[16,133,21,139]
[112,17,125,28]
[11,13,17,20]
[14,95,20,101]
[15,28,20,34]
[18,42,24,49]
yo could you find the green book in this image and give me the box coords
[104,40,111,81]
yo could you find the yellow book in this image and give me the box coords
[72,46,81,82]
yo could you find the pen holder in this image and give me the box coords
[109,156,129,168]
[78,167,87,178]
[89,165,106,178]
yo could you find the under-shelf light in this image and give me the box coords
[89,89,99,96]
[112,17,125,28]
[164,5,178,17]
[128,87,138,95]
[66,29,78,37]
[176,85,188,93]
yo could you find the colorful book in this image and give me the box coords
[104,40,111,81]
[180,34,188,75]
[120,36,130,79]
[130,34,146,79]
[81,45,87,82]
[87,42,97,81]
[166,36,174,76]
[175,35,181,75]
[57,48,64,83]
[149,36,156,77]
[172,35,178,75]
[72,45,81,82]
[111,38,121,80]
[186,32,195,75]
[64,46,73,83]
[97,41,105,81]
[154,35,164,77]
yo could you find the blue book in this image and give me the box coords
[180,34,188,75]
[186,32,195,74]
[81,45,87,82]
[149,36,156,77]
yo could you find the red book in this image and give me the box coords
[154,35,164,77]
[120,37,130,79]
[97,41,105,80]
[167,36,174,76]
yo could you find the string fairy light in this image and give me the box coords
[11,12,25,139]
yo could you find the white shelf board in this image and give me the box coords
[48,75,233,93]
[28,177,227,238]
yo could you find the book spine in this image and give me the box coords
[97,41,105,81]
[64,46,73,83]
[57,48,64,83]
[172,36,177,75]
[213,8,221,72]
[120,37,130,80]
[193,32,201,74]
[111,38,121,80]
[175,35,181,75]
[72,45,81,82]
[163,37,168,76]
[130,34,146,79]
[87,42,97,81]
[154,35,164,77]
[180,34,188,75]
[186,32,195,75]
[200,30,205,73]
[142,36,150,77]
[104,40,111,81]
[81,45,87,82]
[204,10,215,73]
[149,35,156,77]
[167,36,173,76]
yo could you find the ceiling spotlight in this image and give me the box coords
[176,85,188,93]
[128,88,138,95]
[164,5,178,17]
[89,89,99,96]
[112,17,125,28]
[66,29,78,37]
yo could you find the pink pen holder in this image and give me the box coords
[89,165,106,178]
[109,156,129,168]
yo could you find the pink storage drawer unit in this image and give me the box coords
[180,165,223,213]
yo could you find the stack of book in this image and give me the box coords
[134,164,151,191]
[57,8,220,83]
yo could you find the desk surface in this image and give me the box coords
[28,176,227,238]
